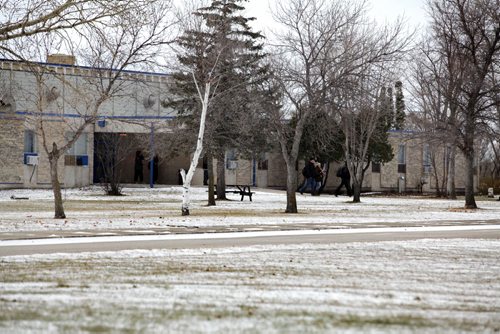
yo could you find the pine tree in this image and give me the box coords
[169,0,271,200]
[386,86,394,129]
[378,87,391,129]
[394,80,406,130]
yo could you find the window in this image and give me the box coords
[24,130,36,153]
[423,144,432,173]
[372,162,381,173]
[65,133,88,166]
[397,144,406,164]
[397,144,406,173]
[23,130,38,164]
[67,133,87,155]
[444,145,452,167]
[257,152,268,170]
[226,148,237,161]
[226,148,238,169]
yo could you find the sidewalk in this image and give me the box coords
[2,219,500,241]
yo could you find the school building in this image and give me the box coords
[0,57,478,194]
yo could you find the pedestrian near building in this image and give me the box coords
[313,162,324,195]
[299,157,316,195]
[134,150,144,183]
[335,163,352,196]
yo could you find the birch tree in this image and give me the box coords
[180,73,213,216]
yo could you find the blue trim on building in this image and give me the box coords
[388,129,418,134]
[12,111,176,120]
[0,57,171,77]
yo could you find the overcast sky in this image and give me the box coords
[244,0,428,35]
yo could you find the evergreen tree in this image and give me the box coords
[394,80,406,130]
[387,86,395,129]
[169,0,271,200]
[378,87,391,128]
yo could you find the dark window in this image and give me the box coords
[397,144,406,164]
[372,162,381,173]
[423,144,432,173]
[24,130,35,153]
[258,160,268,170]
[397,144,406,173]
[257,153,268,170]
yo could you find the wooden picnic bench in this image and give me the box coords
[213,184,254,201]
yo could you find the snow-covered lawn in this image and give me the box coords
[1,187,499,332]
[1,186,499,233]
[1,239,499,333]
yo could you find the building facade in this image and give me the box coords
[0,58,478,194]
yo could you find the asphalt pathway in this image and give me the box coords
[2,219,500,241]
[1,225,500,256]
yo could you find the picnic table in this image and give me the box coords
[213,184,254,201]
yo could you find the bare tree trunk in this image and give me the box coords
[352,181,361,203]
[447,146,457,199]
[216,150,227,200]
[207,153,215,206]
[351,168,363,203]
[464,151,477,209]
[464,114,477,209]
[48,154,65,219]
[285,162,298,213]
[319,162,329,193]
[181,81,211,216]
[431,154,443,197]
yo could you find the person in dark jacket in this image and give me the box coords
[335,163,352,196]
[299,157,316,195]
[134,150,144,183]
[311,162,324,195]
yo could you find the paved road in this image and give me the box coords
[1,226,500,256]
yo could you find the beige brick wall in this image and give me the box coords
[378,133,474,193]
[0,117,24,186]
[267,153,288,188]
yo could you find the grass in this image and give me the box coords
[1,239,499,333]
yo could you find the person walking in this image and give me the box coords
[134,150,144,183]
[335,163,352,196]
[299,157,316,195]
[313,162,324,195]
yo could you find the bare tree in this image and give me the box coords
[15,0,176,218]
[94,133,138,195]
[409,36,463,198]
[269,0,370,212]
[0,1,148,58]
[425,0,500,209]
[270,0,411,210]
[337,17,411,203]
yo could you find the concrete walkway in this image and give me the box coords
[1,219,499,241]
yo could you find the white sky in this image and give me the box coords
[245,0,427,35]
